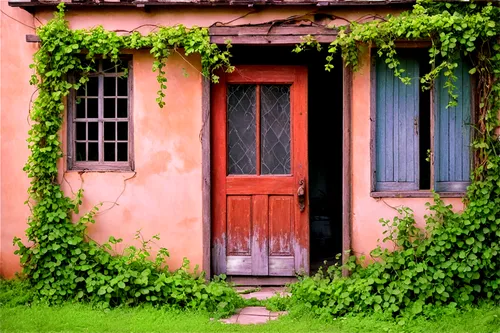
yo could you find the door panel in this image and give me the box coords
[212,66,309,277]
[269,196,293,256]
[226,196,251,255]
[251,195,269,276]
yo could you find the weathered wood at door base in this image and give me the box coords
[227,256,252,275]
[269,257,295,276]
[228,276,298,286]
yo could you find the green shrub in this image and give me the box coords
[289,198,499,318]
[288,0,500,319]
[13,2,238,315]
[15,211,243,315]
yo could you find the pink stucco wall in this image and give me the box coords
[59,49,206,273]
[1,5,490,277]
[0,4,39,277]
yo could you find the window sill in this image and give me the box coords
[370,191,466,198]
[67,164,134,173]
[66,169,135,173]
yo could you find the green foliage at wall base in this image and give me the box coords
[290,0,499,318]
[14,2,239,313]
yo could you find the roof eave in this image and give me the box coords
[9,0,417,11]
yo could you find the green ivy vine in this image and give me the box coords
[289,0,500,318]
[14,3,241,312]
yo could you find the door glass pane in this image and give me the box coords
[227,85,256,175]
[261,85,291,174]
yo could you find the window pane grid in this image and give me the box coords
[71,58,131,168]
[226,84,291,176]
[260,85,291,175]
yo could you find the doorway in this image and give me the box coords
[211,45,344,277]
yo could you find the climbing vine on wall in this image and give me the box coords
[289,0,500,317]
[14,3,241,311]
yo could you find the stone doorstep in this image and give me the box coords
[236,286,288,293]
[239,306,271,316]
[220,307,288,325]
[241,290,291,300]
[220,287,290,325]
[237,286,291,300]
[237,314,270,325]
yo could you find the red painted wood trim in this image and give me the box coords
[256,85,261,175]
[226,177,294,195]
[292,66,309,275]
[211,71,227,275]
[226,66,300,84]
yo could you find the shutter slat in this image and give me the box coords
[375,55,420,191]
[434,59,472,192]
[385,66,394,181]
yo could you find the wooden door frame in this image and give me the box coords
[342,64,353,277]
[201,61,353,279]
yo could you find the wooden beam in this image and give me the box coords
[342,62,352,278]
[10,0,418,9]
[210,26,337,36]
[211,35,335,45]
[28,25,338,45]
[201,77,211,280]
[209,25,337,45]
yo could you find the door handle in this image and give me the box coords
[297,178,306,212]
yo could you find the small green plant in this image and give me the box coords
[237,287,261,295]
[265,293,292,312]
[426,148,432,162]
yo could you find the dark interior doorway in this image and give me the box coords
[229,45,344,274]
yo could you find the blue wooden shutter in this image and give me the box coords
[375,55,420,191]
[434,60,472,192]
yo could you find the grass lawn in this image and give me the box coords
[1,303,499,333]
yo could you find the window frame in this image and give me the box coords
[369,46,475,198]
[67,56,134,172]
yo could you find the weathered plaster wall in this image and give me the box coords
[59,49,205,273]
[2,5,486,277]
[0,4,39,277]
[0,4,405,277]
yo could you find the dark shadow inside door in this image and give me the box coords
[229,46,343,275]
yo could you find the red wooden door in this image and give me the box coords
[212,66,309,276]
